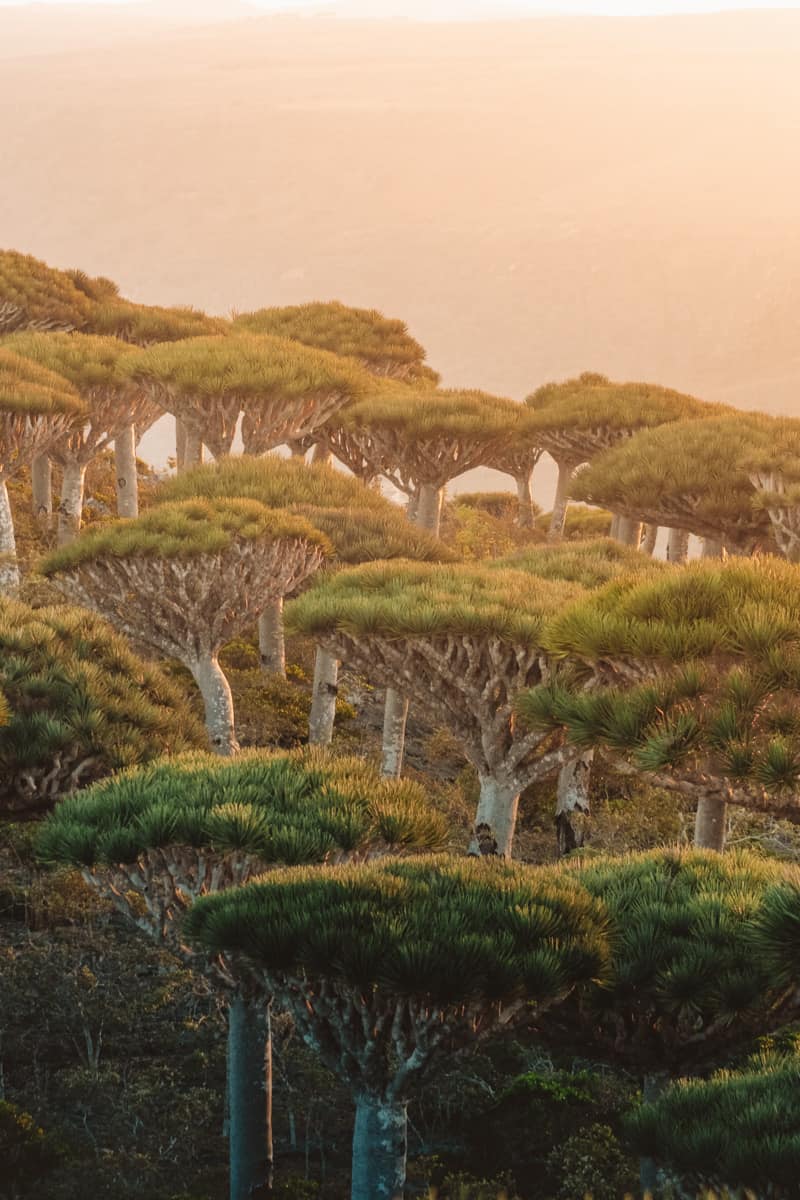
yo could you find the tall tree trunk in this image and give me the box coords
[547,459,573,542]
[609,513,621,540]
[666,527,690,564]
[616,516,643,547]
[31,454,52,528]
[515,471,535,528]
[0,478,20,594]
[308,648,339,746]
[181,427,204,472]
[702,536,725,558]
[191,654,239,756]
[381,690,409,779]
[287,439,306,458]
[227,996,273,1200]
[694,794,727,852]
[311,442,332,465]
[351,1094,408,1200]
[114,422,139,518]
[415,483,443,536]
[258,597,286,678]
[639,1073,669,1198]
[57,460,87,546]
[640,523,658,556]
[175,417,188,471]
[406,490,419,523]
[469,774,520,859]
[555,751,593,856]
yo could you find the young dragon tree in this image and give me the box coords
[6,331,162,543]
[184,855,608,1200]
[40,498,329,755]
[524,372,714,543]
[0,596,204,814]
[288,540,650,857]
[38,750,447,1200]
[570,412,777,559]
[742,416,800,562]
[524,556,800,849]
[0,348,84,590]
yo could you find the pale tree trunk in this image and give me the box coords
[415,482,443,536]
[639,1073,669,1198]
[609,513,621,540]
[0,479,20,593]
[227,996,273,1200]
[702,536,725,558]
[694,794,727,852]
[175,417,187,471]
[114,422,139,518]
[515,471,535,528]
[555,751,593,856]
[406,491,419,523]
[308,648,340,746]
[31,454,52,527]
[666,527,690,564]
[640,523,658,556]
[191,654,239,756]
[616,516,643,548]
[258,597,286,678]
[351,1094,408,1200]
[381,690,409,779]
[547,459,573,542]
[287,439,306,458]
[182,427,204,472]
[469,774,520,859]
[312,442,332,465]
[57,460,87,546]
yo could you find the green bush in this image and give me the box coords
[546,1123,637,1200]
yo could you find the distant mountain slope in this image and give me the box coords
[2,9,799,485]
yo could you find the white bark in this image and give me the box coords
[351,1095,408,1200]
[666,527,690,563]
[311,442,332,465]
[415,482,443,536]
[381,689,409,779]
[114,422,139,518]
[515,471,535,528]
[694,794,727,852]
[308,647,339,746]
[701,536,725,558]
[0,479,20,593]
[31,454,52,527]
[57,460,87,546]
[181,427,204,472]
[469,774,520,859]
[548,459,573,541]
[609,513,621,540]
[616,516,643,547]
[258,596,286,678]
[555,750,593,856]
[640,523,658,556]
[190,654,240,756]
[175,417,187,470]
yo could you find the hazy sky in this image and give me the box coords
[2,0,800,13]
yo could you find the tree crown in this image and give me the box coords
[37,749,448,868]
[88,299,228,345]
[5,331,137,395]
[495,538,657,588]
[40,498,329,574]
[232,300,430,377]
[339,386,523,438]
[0,249,93,331]
[184,855,607,1006]
[524,372,714,433]
[0,347,84,417]
[120,333,369,402]
[741,416,800,502]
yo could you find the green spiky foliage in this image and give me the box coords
[740,417,800,562]
[87,299,228,346]
[626,1054,800,1197]
[535,506,613,540]
[519,658,800,822]
[545,849,793,1078]
[232,299,435,382]
[64,268,120,303]
[0,596,204,814]
[153,456,448,565]
[37,749,448,949]
[40,499,330,755]
[524,372,717,466]
[120,333,369,459]
[0,249,93,334]
[570,413,777,552]
[495,538,657,588]
[288,543,654,856]
[0,346,83,425]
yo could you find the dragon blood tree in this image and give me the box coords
[38,750,447,1200]
[0,249,93,334]
[288,541,650,857]
[627,1053,800,1198]
[0,348,84,590]
[480,420,544,529]
[524,556,800,849]
[185,855,607,1200]
[524,372,714,542]
[155,458,446,738]
[40,498,329,755]
[6,331,161,542]
[571,412,777,559]
[0,596,203,814]
[741,416,800,562]
[548,849,794,1195]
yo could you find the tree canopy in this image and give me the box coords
[88,299,228,345]
[5,330,138,395]
[0,249,94,333]
[0,596,204,813]
[0,346,83,421]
